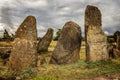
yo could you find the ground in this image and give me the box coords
[0,41,120,80]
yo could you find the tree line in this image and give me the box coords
[0,29,119,42]
[53,29,120,43]
[0,29,14,41]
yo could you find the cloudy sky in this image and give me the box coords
[0,0,120,37]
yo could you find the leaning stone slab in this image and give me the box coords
[50,21,81,64]
[37,28,53,52]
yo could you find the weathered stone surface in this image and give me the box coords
[116,31,120,51]
[107,44,115,58]
[15,16,37,40]
[114,31,120,51]
[37,28,53,52]
[0,47,11,54]
[113,48,120,58]
[85,5,108,62]
[118,37,120,51]
[108,44,120,58]
[9,16,37,71]
[0,47,11,59]
[50,21,81,64]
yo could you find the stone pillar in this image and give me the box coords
[118,36,120,51]
[37,28,53,52]
[9,16,37,71]
[85,5,108,62]
[50,21,81,64]
[116,32,120,51]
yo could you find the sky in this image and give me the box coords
[0,0,120,37]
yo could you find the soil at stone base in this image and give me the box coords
[64,73,120,80]
[0,73,120,80]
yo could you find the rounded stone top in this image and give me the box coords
[85,5,101,26]
[86,5,99,10]
[64,21,81,30]
[48,28,54,32]
[15,15,37,40]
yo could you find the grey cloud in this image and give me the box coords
[0,0,120,37]
[0,3,14,30]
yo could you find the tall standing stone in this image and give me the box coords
[115,31,120,51]
[50,21,81,64]
[118,37,120,51]
[85,5,108,62]
[37,28,53,52]
[9,16,37,71]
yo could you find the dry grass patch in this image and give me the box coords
[0,41,12,47]
[49,41,57,48]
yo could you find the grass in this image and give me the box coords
[0,41,12,47]
[80,48,86,61]
[31,40,120,80]
[81,41,85,46]
[49,41,57,48]
[30,59,120,80]
[0,40,120,80]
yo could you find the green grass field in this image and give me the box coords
[31,41,120,80]
[0,41,120,80]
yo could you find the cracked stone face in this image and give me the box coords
[85,5,108,62]
[8,16,37,71]
[50,21,82,64]
[37,28,54,52]
[15,16,37,41]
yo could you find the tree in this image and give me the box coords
[114,31,120,42]
[53,29,61,41]
[107,35,115,43]
[2,29,13,41]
